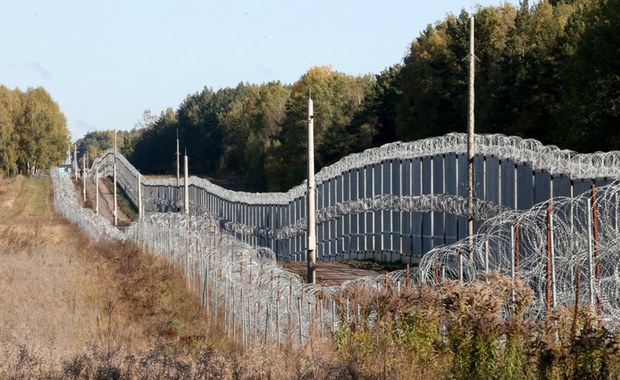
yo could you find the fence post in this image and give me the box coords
[591,184,602,315]
[587,198,595,306]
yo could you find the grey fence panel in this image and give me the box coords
[329,177,337,259]
[412,158,423,256]
[373,162,383,253]
[485,156,500,205]
[534,170,552,203]
[574,179,592,198]
[474,155,485,201]
[391,160,402,254]
[553,175,572,198]
[336,173,345,257]
[342,170,351,259]
[88,133,620,266]
[364,165,373,254]
[317,180,326,259]
[433,155,446,247]
[596,177,613,188]
[350,168,361,258]
[401,159,413,255]
[422,156,434,253]
[517,164,534,210]
[457,154,468,241]
[499,161,512,209]
[382,160,392,253]
[444,154,458,245]
[298,196,306,260]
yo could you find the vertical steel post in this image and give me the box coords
[591,184,602,314]
[467,16,476,260]
[307,93,317,284]
[184,153,189,214]
[176,130,180,187]
[82,153,86,202]
[547,200,557,308]
[137,171,142,220]
[113,129,118,226]
[74,144,78,180]
[510,222,515,303]
[95,167,99,214]
[587,198,595,306]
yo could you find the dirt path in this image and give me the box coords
[281,261,382,285]
[83,176,132,227]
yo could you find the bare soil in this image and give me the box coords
[280,261,382,285]
[82,176,133,227]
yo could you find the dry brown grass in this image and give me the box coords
[0,176,228,377]
[2,176,620,379]
[0,174,23,215]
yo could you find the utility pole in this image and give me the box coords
[113,129,118,227]
[95,167,99,215]
[466,16,476,279]
[137,170,142,220]
[74,144,78,180]
[176,129,181,210]
[307,92,317,284]
[183,150,189,214]
[82,153,86,202]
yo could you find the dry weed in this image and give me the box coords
[3,176,620,379]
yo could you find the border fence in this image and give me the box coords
[89,133,620,264]
[55,132,620,341]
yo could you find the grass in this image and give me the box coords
[3,175,620,379]
[0,175,228,377]
[105,177,139,221]
[4,176,53,219]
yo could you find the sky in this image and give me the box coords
[1,0,517,142]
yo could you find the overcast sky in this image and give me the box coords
[1,0,518,141]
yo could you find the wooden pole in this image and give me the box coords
[74,144,78,180]
[307,93,317,284]
[95,167,99,214]
[137,170,143,220]
[113,129,117,226]
[82,153,86,202]
[176,129,181,209]
[184,152,189,214]
[467,16,476,262]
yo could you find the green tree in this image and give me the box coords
[15,87,69,173]
[130,107,179,174]
[396,15,466,141]
[556,0,620,152]
[241,82,289,190]
[396,1,589,146]
[266,66,374,191]
[0,86,22,175]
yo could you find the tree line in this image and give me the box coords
[77,0,619,192]
[0,86,70,175]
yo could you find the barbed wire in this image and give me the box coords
[89,133,620,209]
[192,194,509,240]
[60,132,620,340]
[53,168,620,341]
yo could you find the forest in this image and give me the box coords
[76,0,620,192]
[0,86,70,176]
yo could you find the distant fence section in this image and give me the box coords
[88,133,620,263]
